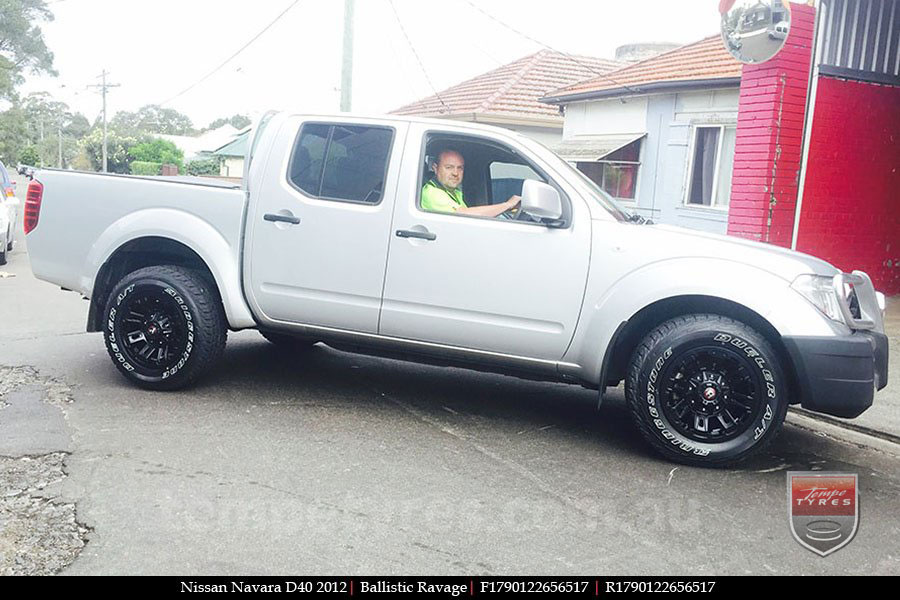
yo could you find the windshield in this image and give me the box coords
[559,159,634,222]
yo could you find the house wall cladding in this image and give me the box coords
[727,3,816,245]
[795,76,900,295]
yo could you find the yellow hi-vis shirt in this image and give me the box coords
[421,179,467,213]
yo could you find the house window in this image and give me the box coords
[686,125,735,208]
[575,138,641,201]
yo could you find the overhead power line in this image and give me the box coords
[385,0,450,113]
[458,0,642,97]
[158,0,304,107]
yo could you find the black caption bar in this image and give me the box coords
[28,576,864,594]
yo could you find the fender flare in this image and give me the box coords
[85,208,256,330]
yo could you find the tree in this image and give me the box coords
[0,0,57,100]
[81,128,147,174]
[20,92,90,167]
[186,157,222,176]
[18,145,39,166]
[0,105,28,164]
[129,138,184,171]
[110,104,195,136]
[204,114,251,132]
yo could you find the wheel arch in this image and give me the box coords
[87,236,254,332]
[601,295,800,404]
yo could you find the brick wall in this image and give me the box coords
[727,3,815,245]
[795,77,900,295]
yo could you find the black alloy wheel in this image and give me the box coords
[625,313,787,467]
[103,265,226,390]
[116,285,190,373]
[658,345,764,444]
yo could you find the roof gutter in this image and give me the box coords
[540,77,742,105]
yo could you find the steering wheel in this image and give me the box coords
[500,203,528,221]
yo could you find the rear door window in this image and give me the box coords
[288,123,394,204]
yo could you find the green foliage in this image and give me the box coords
[110,104,195,136]
[18,145,39,166]
[130,161,162,176]
[204,114,251,132]
[185,157,222,176]
[0,106,28,165]
[9,93,92,167]
[0,0,56,100]
[81,128,147,174]
[129,139,184,171]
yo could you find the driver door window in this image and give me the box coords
[489,161,543,205]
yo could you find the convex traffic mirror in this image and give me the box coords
[720,0,792,64]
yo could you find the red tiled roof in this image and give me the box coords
[391,50,624,120]
[543,35,742,102]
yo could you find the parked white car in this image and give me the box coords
[0,160,20,265]
[769,21,790,40]
[21,112,888,466]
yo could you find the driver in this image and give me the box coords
[421,149,521,217]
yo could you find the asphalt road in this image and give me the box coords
[1,223,898,575]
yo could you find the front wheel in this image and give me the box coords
[625,314,787,467]
[103,265,226,390]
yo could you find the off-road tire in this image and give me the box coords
[102,265,226,390]
[625,314,787,467]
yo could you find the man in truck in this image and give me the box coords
[421,148,521,217]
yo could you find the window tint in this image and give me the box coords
[289,123,393,204]
[290,123,329,195]
[489,161,543,203]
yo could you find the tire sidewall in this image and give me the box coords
[104,273,200,385]
[633,321,785,463]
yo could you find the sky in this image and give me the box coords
[19,0,725,129]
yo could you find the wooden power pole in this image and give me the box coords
[340,0,355,112]
[88,70,120,172]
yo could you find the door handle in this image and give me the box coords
[396,229,436,241]
[264,213,301,225]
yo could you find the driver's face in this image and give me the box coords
[434,151,464,190]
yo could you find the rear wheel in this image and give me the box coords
[625,314,787,467]
[103,265,226,390]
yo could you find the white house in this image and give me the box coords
[541,36,743,233]
[156,124,240,162]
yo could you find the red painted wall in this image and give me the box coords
[727,3,815,245]
[795,77,900,295]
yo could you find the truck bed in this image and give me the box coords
[26,170,247,299]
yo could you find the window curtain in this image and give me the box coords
[690,128,720,206]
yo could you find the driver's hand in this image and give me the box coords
[506,195,522,209]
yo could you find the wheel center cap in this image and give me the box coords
[703,386,718,401]
[147,324,159,336]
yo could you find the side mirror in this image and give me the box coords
[520,179,562,222]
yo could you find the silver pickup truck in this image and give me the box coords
[21,111,888,466]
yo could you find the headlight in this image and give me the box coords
[791,274,843,323]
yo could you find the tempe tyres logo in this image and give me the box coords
[787,472,859,556]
